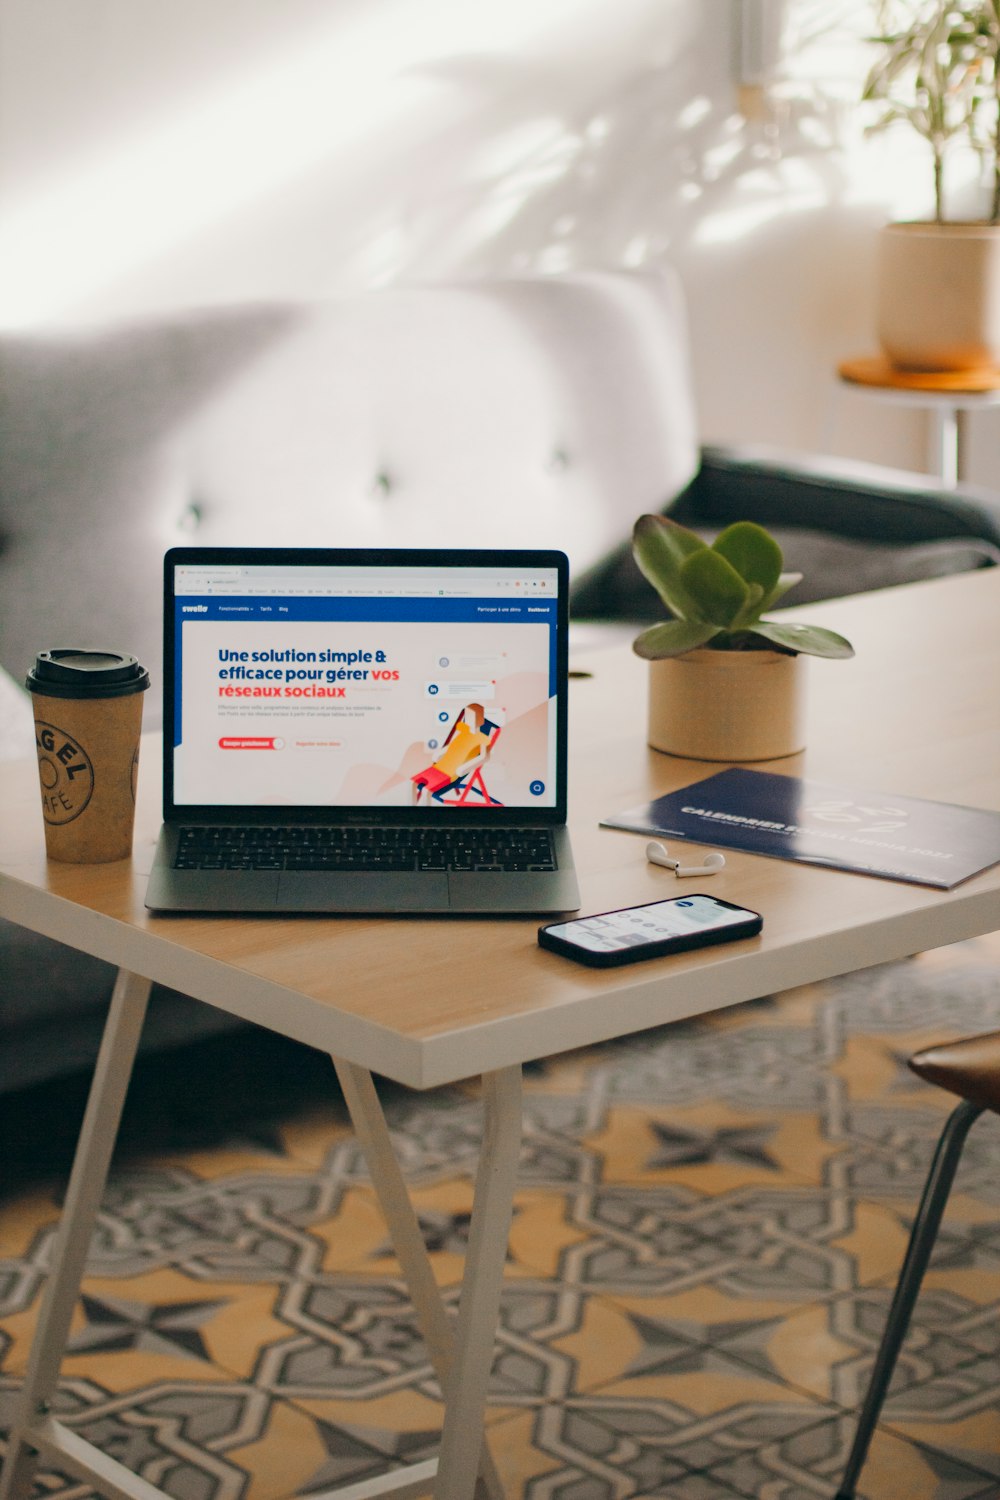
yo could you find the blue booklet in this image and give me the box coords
[602,767,1000,889]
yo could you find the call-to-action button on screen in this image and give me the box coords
[218,737,285,750]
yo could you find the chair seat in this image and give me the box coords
[909,1029,1000,1112]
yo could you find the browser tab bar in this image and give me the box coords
[175,564,559,598]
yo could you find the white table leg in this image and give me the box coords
[0,969,152,1500]
[2,997,516,1500]
[930,402,960,486]
[434,1066,522,1500]
[333,1060,511,1500]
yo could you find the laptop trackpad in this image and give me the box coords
[276,872,450,913]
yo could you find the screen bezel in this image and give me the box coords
[163,545,570,826]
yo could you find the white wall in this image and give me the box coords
[2,0,988,482]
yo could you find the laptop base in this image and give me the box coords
[145,826,579,915]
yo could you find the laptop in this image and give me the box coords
[145,546,581,914]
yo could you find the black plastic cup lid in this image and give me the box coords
[26,649,151,700]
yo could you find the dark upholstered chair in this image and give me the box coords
[835,1031,1000,1499]
[571,443,1000,621]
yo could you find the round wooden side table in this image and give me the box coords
[837,355,1000,487]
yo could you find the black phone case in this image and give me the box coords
[537,897,762,968]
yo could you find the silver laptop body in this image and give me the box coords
[145,547,580,915]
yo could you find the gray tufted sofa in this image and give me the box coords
[4,267,1000,1095]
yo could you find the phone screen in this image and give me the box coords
[544,895,755,956]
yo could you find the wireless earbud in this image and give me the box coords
[645,840,726,877]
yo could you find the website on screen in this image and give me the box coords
[171,563,560,810]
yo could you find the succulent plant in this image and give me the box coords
[631,515,855,661]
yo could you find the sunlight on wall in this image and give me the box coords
[680,0,952,249]
[692,168,826,246]
[0,0,602,327]
[2,0,978,473]
[0,1,901,324]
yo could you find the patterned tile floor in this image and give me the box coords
[3,934,1000,1499]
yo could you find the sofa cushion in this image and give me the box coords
[770,530,1000,608]
[571,525,1000,621]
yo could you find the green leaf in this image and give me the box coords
[679,548,750,628]
[729,581,766,631]
[711,521,784,597]
[632,618,720,660]
[632,515,708,621]
[752,620,855,660]
[760,571,803,612]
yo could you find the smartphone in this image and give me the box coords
[538,893,762,968]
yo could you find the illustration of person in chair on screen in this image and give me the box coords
[411,702,504,806]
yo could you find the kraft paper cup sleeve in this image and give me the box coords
[28,649,149,864]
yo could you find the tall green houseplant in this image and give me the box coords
[864,1,1000,372]
[864,0,1000,222]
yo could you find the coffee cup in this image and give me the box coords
[26,649,151,863]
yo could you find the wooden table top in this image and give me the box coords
[3,572,1000,1089]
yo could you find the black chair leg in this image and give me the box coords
[834,1098,983,1500]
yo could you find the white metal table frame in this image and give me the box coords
[0,970,520,1500]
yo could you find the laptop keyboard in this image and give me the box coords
[173,825,557,873]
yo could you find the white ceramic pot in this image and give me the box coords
[877,221,1000,372]
[648,648,805,762]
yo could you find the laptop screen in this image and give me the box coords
[163,547,569,824]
